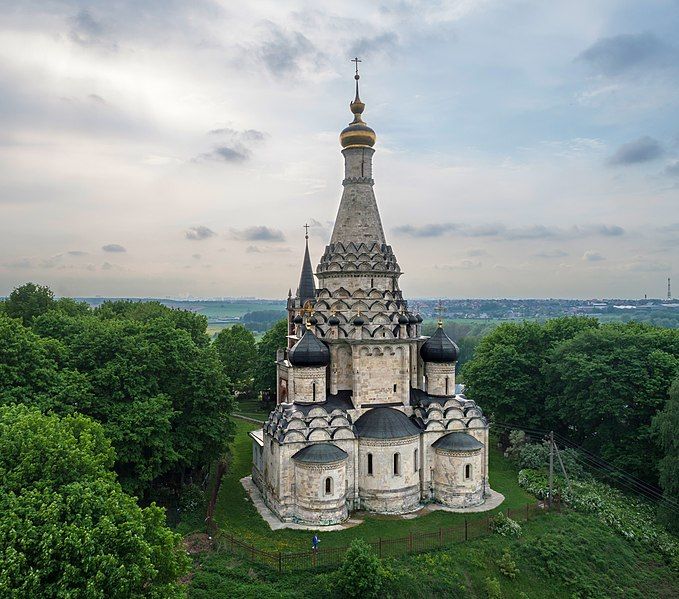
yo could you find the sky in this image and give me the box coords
[0,0,678,300]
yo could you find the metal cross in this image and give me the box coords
[351,56,361,76]
[435,300,446,324]
[303,223,309,238]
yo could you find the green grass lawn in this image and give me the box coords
[210,417,535,552]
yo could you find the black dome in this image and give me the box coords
[432,432,483,452]
[355,407,421,439]
[353,315,365,326]
[420,327,459,363]
[398,313,409,325]
[328,315,340,326]
[289,329,330,367]
[416,314,423,323]
[293,315,303,324]
[309,316,318,325]
[292,443,348,463]
[408,313,418,324]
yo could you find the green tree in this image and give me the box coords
[0,404,189,598]
[545,324,678,483]
[462,317,599,428]
[335,539,388,599]
[4,282,55,325]
[214,324,257,395]
[0,314,90,411]
[652,377,679,532]
[253,319,288,393]
[30,308,234,495]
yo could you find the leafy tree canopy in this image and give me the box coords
[652,377,679,531]
[0,404,189,598]
[3,282,55,325]
[253,319,288,393]
[214,324,257,395]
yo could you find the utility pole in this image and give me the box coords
[548,431,554,510]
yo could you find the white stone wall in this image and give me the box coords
[290,366,326,404]
[425,361,456,397]
[432,448,485,507]
[357,436,421,513]
[293,460,348,524]
[352,344,409,405]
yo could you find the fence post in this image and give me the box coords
[464,518,468,541]
[378,537,382,559]
[278,551,282,574]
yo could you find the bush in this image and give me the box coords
[489,512,522,537]
[516,442,585,478]
[335,539,390,599]
[498,548,519,579]
[518,468,679,563]
[484,576,502,599]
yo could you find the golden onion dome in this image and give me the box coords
[340,73,376,148]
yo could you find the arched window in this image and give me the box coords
[324,477,332,495]
[393,453,401,476]
[414,449,419,472]
[445,376,449,395]
[312,382,316,402]
[367,453,373,476]
[465,464,472,480]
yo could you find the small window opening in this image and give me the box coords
[414,449,419,472]
[394,453,401,476]
[325,477,332,495]
[367,453,373,475]
[312,382,316,402]
[393,383,397,393]
[445,376,449,395]
[465,464,472,480]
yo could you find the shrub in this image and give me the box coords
[489,512,522,537]
[335,539,390,599]
[518,468,679,563]
[504,429,526,461]
[484,576,502,599]
[498,548,519,579]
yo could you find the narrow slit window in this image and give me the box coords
[312,382,316,402]
[325,477,332,495]
[414,449,419,472]
[367,453,373,476]
[394,453,401,476]
[393,383,397,392]
[465,464,472,480]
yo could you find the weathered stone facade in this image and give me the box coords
[250,72,490,525]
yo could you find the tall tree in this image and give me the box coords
[253,319,288,394]
[0,404,189,598]
[4,283,55,325]
[462,317,599,428]
[213,324,257,395]
[545,324,678,484]
[652,378,679,532]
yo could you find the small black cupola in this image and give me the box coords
[420,325,459,363]
[289,328,330,367]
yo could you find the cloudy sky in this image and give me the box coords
[1,1,677,299]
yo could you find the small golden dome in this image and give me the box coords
[340,72,376,148]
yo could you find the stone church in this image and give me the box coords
[249,67,490,525]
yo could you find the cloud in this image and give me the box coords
[466,249,488,257]
[577,32,674,76]
[582,250,605,262]
[3,258,32,268]
[185,226,216,241]
[230,226,286,242]
[69,9,117,50]
[196,145,250,163]
[608,136,664,165]
[246,245,291,254]
[394,223,625,240]
[209,128,266,142]
[349,32,399,58]
[102,243,126,253]
[67,250,89,256]
[436,260,482,270]
[192,253,201,260]
[256,22,325,77]
[663,160,679,177]
[622,260,670,272]
[534,249,569,258]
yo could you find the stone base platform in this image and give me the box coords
[241,476,364,531]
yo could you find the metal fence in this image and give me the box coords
[214,501,551,572]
